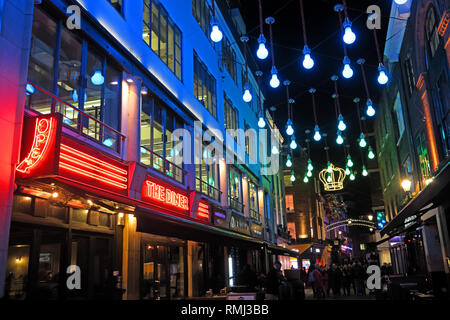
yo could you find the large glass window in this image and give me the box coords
[140,95,184,183]
[222,37,236,82]
[228,166,243,212]
[224,95,238,131]
[143,0,182,80]
[192,0,215,47]
[392,92,405,142]
[248,182,259,221]
[195,142,220,201]
[416,130,432,187]
[424,6,440,63]
[193,52,217,118]
[403,57,415,97]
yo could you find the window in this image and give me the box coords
[26,8,123,152]
[140,94,185,183]
[248,182,259,221]
[404,57,415,97]
[192,0,215,47]
[424,6,440,64]
[228,166,243,212]
[194,52,217,118]
[402,157,415,195]
[244,121,250,155]
[222,37,236,82]
[416,130,432,187]
[143,0,182,80]
[434,73,450,159]
[392,92,405,142]
[224,95,238,131]
[107,0,123,15]
[285,194,294,212]
[195,142,220,201]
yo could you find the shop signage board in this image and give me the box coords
[229,213,250,235]
[197,201,210,221]
[212,207,227,227]
[250,222,264,239]
[141,177,189,213]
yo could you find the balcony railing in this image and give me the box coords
[195,178,221,202]
[140,146,185,183]
[228,196,244,213]
[249,208,260,221]
[25,81,125,153]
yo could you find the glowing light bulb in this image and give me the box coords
[271,145,279,155]
[327,162,333,173]
[362,166,368,176]
[366,99,376,117]
[350,173,356,181]
[72,89,78,102]
[377,64,389,85]
[290,172,296,182]
[338,114,347,131]
[243,83,252,102]
[307,160,314,172]
[394,0,408,4]
[368,146,375,159]
[290,137,298,150]
[313,125,321,141]
[336,132,344,145]
[303,176,309,183]
[342,56,353,79]
[285,119,294,136]
[91,70,105,86]
[302,45,314,70]
[256,34,269,60]
[258,115,266,129]
[343,19,356,44]
[345,167,351,176]
[307,170,312,178]
[347,155,353,168]
[359,133,367,148]
[210,22,223,43]
[286,156,293,168]
[270,73,280,88]
[327,175,332,183]
[26,83,35,95]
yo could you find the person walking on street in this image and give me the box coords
[313,264,324,299]
[266,261,284,300]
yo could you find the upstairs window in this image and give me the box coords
[107,0,123,15]
[143,0,182,80]
[224,95,238,131]
[222,37,236,83]
[192,0,215,47]
[193,52,217,118]
[425,6,440,63]
[392,92,405,142]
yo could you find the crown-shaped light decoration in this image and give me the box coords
[319,163,346,191]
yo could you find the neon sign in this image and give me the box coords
[142,179,189,211]
[197,201,210,220]
[17,118,54,174]
[59,144,128,189]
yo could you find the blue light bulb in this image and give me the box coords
[366,99,376,117]
[338,114,347,131]
[342,56,353,79]
[343,18,356,44]
[302,45,314,70]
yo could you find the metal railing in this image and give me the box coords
[195,178,221,202]
[228,196,244,213]
[249,208,260,221]
[140,146,185,183]
[25,81,125,153]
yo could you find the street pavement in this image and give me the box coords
[304,287,376,300]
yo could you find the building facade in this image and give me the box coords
[375,0,449,298]
[0,0,291,299]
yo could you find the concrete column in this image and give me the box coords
[122,214,141,300]
[0,0,34,298]
[121,75,141,162]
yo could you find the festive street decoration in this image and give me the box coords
[319,163,346,191]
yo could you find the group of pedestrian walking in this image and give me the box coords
[307,261,374,299]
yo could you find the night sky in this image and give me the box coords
[237,0,391,215]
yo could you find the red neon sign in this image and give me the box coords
[59,144,128,189]
[17,118,54,174]
[142,179,189,211]
[197,201,210,220]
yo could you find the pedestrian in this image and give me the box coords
[265,261,284,300]
[237,264,257,290]
[342,264,351,296]
[320,266,328,298]
[313,264,324,299]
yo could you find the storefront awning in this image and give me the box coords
[381,161,450,237]
[290,243,312,255]
[266,244,299,257]
[134,206,265,248]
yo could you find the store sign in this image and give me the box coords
[250,223,264,239]
[16,114,61,178]
[197,201,210,220]
[141,178,189,212]
[229,213,250,235]
[404,215,417,229]
[212,208,227,227]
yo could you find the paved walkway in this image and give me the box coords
[305,288,376,300]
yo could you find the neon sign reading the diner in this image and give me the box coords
[143,180,189,211]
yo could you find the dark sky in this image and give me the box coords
[237,0,392,214]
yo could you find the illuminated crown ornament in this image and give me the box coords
[319,163,346,191]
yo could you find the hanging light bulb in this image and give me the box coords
[394,0,408,4]
[256,34,269,60]
[302,45,314,70]
[286,155,293,168]
[271,144,279,155]
[350,172,356,181]
[377,63,389,85]
[269,66,280,88]
[303,176,309,183]
[342,56,354,79]
[285,119,294,136]
[327,175,332,183]
[243,83,252,103]
[91,70,105,86]
[258,111,266,128]
[359,133,367,148]
[210,19,223,43]
[366,99,376,117]
[336,131,344,145]
[347,155,354,168]
[290,171,296,182]
[290,137,298,150]
[368,146,375,159]
[342,18,356,44]
[362,165,368,176]
[338,114,347,131]
[307,159,314,171]
[345,166,351,176]
[307,170,312,178]
[327,162,333,173]
[313,125,321,141]
[72,89,78,102]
